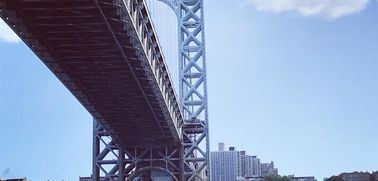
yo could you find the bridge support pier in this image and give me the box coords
[92,120,183,181]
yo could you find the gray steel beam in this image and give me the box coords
[177,0,210,180]
[92,0,210,179]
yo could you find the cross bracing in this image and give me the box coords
[0,0,209,180]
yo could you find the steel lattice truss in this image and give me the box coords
[0,0,184,145]
[91,0,211,180]
[178,0,209,180]
[159,0,210,180]
[95,0,209,180]
[0,0,208,179]
[93,120,183,180]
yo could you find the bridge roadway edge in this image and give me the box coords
[0,0,183,147]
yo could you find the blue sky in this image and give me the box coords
[1,0,378,180]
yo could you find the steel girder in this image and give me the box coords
[94,0,210,180]
[156,0,210,180]
[177,0,209,180]
[92,0,187,180]
[93,120,183,181]
[1,0,184,144]
[151,0,210,180]
[144,0,210,180]
[0,0,208,179]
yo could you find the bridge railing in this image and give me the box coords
[119,0,183,137]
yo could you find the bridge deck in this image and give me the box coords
[0,0,182,146]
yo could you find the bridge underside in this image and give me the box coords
[0,0,181,146]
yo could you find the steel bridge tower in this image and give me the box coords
[92,0,209,180]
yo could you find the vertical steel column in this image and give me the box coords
[118,147,125,181]
[92,0,209,180]
[178,0,210,180]
[92,119,121,181]
[156,0,210,180]
[93,119,100,181]
[93,119,183,181]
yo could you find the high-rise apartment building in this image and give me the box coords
[238,153,261,177]
[210,147,239,181]
[211,143,278,181]
[250,156,261,177]
[218,142,226,152]
[260,161,277,177]
[239,151,249,177]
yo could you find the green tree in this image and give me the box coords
[281,176,291,181]
[265,174,291,181]
[264,174,281,181]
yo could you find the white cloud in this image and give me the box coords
[246,0,369,19]
[0,18,21,43]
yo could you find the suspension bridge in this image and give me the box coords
[0,0,209,180]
